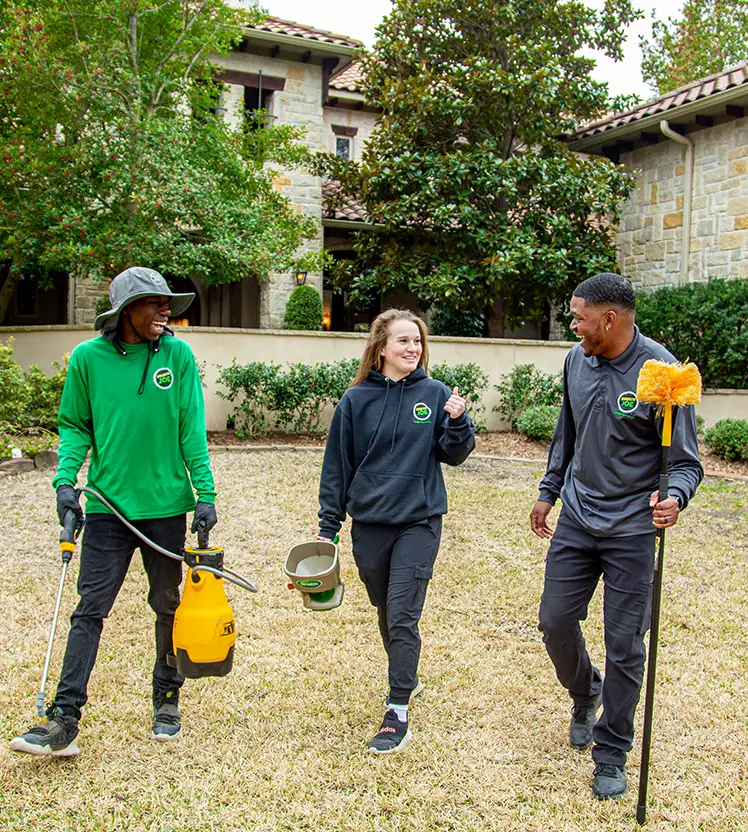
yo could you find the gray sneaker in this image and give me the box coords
[10,715,80,757]
[152,690,181,741]
[570,693,602,748]
[592,763,628,800]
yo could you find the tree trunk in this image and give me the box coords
[486,295,506,338]
[0,266,21,325]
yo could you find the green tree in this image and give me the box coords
[640,1,748,95]
[317,0,638,336]
[0,0,327,322]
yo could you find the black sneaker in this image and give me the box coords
[152,689,181,741]
[10,714,80,757]
[367,709,412,755]
[570,693,602,748]
[592,763,628,800]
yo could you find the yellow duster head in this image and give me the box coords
[636,359,702,409]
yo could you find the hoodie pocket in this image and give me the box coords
[347,469,428,524]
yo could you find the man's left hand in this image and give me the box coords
[191,501,217,533]
[650,492,680,529]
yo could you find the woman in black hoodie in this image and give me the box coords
[317,308,475,754]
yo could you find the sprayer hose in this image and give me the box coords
[79,486,258,593]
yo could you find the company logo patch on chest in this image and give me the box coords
[616,390,639,417]
[153,367,174,390]
[413,402,432,424]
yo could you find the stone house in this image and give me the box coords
[567,64,748,289]
[1,17,377,331]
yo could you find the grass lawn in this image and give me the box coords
[1,452,746,831]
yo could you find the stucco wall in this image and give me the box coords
[618,116,748,286]
[322,107,378,160]
[3,326,745,433]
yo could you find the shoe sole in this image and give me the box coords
[593,784,628,800]
[151,729,181,742]
[367,729,413,755]
[9,737,80,757]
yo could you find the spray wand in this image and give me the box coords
[635,359,701,825]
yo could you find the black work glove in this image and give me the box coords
[191,501,217,534]
[56,484,83,528]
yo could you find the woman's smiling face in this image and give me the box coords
[381,319,423,380]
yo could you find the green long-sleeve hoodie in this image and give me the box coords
[53,333,216,520]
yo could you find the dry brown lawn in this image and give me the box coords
[0,452,746,832]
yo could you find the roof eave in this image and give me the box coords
[243,28,360,59]
[568,82,748,154]
[322,218,381,230]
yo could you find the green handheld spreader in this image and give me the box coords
[284,535,344,611]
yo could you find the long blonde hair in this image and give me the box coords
[350,309,429,387]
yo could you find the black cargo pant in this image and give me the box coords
[53,513,185,722]
[538,510,655,767]
[351,516,442,704]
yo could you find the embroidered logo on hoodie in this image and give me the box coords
[413,402,432,424]
[153,367,173,390]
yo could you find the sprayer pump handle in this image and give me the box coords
[197,521,209,549]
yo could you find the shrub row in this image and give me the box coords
[217,359,491,437]
[0,339,67,459]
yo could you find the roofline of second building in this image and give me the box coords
[243,27,360,59]
[567,82,748,154]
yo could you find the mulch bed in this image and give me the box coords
[207,430,748,480]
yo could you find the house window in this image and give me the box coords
[15,272,38,317]
[244,84,275,129]
[335,136,351,159]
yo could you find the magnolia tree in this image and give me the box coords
[0,0,326,322]
[319,0,639,335]
[641,0,748,95]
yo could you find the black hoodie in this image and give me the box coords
[318,368,475,538]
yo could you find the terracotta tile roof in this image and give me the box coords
[570,63,748,142]
[330,62,365,92]
[250,16,363,49]
[322,179,367,222]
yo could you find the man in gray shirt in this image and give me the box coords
[530,273,702,800]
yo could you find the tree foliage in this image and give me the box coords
[0,0,327,322]
[640,1,748,95]
[317,0,638,335]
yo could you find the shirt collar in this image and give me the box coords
[594,326,641,374]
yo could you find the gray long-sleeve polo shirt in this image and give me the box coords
[538,326,703,537]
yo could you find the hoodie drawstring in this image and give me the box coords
[138,341,153,395]
[366,379,390,455]
[390,381,406,452]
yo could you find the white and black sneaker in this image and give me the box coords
[10,713,80,757]
[152,690,181,741]
[367,709,412,755]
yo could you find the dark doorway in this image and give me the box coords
[0,265,68,325]
[164,274,201,326]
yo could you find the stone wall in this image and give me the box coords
[617,115,748,287]
[219,51,326,329]
[73,274,109,325]
[322,107,378,160]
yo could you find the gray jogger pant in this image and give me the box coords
[538,509,655,767]
[351,516,442,704]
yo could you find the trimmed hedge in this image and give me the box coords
[703,419,748,462]
[283,285,323,331]
[493,363,563,429]
[635,279,748,389]
[517,405,560,442]
[217,358,489,437]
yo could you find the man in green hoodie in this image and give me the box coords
[10,267,217,757]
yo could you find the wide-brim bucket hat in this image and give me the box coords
[94,267,195,331]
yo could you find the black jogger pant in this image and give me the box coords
[53,513,186,721]
[351,516,442,704]
[538,509,655,767]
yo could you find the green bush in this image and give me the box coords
[217,358,359,437]
[217,358,490,437]
[0,337,67,425]
[1,427,58,461]
[430,362,489,431]
[493,363,563,429]
[517,405,561,443]
[635,279,748,389]
[703,419,748,462]
[283,285,323,331]
[430,306,485,338]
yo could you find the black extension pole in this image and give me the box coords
[636,445,670,825]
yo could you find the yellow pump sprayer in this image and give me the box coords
[32,487,258,720]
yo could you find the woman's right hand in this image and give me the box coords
[315,536,333,543]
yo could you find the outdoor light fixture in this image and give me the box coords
[295,270,307,286]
